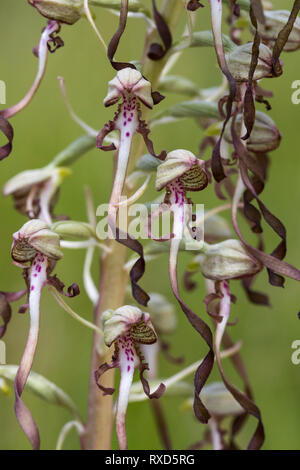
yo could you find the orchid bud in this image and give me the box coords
[104,67,153,109]
[255,10,300,52]
[28,0,84,25]
[158,75,201,98]
[52,220,95,241]
[181,382,244,416]
[136,154,161,172]
[226,42,275,82]
[3,166,71,223]
[11,219,63,266]
[155,149,208,192]
[3,166,70,199]
[0,365,80,416]
[147,293,177,335]
[201,382,244,417]
[224,110,281,154]
[97,305,164,450]
[198,239,262,281]
[204,213,232,242]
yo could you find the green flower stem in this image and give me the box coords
[82,0,184,450]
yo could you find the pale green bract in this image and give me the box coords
[0,365,81,420]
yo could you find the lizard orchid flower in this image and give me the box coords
[96,68,166,307]
[11,219,79,449]
[198,239,262,282]
[96,67,165,234]
[150,149,215,424]
[153,149,208,304]
[28,0,84,25]
[3,166,71,225]
[95,305,165,450]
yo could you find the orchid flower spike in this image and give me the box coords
[3,166,71,225]
[95,305,165,450]
[97,67,165,234]
[11,219,79,449]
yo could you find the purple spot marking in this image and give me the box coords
[126,132,130,137]
[127,366,130,372]
[31,285,35,291]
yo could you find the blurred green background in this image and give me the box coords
[0,0,300,450]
